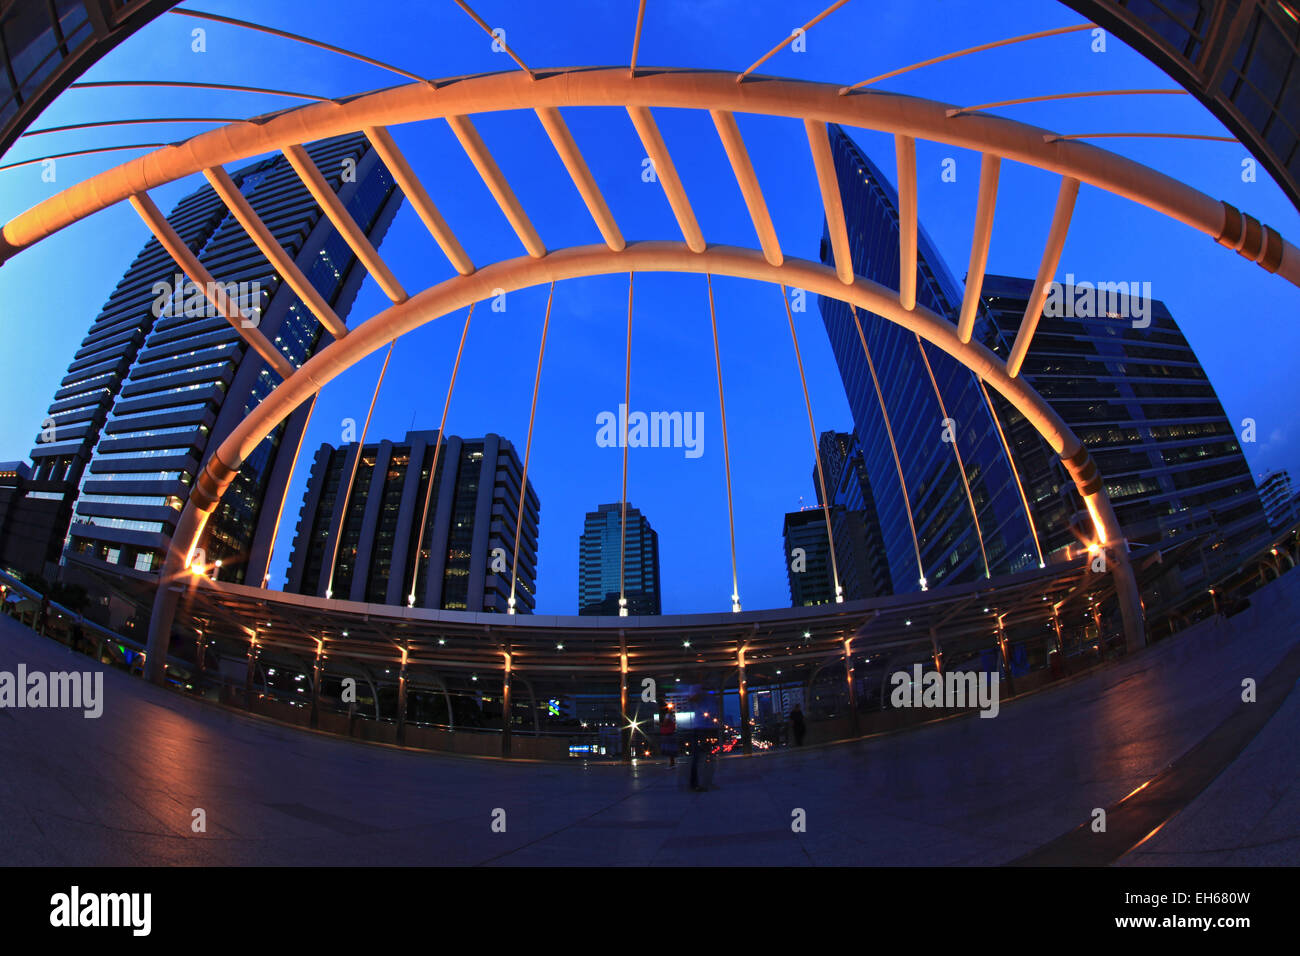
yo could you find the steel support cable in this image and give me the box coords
[1046,132,1236,142]
[841,24,1093,93]
[69,79,330,100]
[850,303,925,588]
[0,143,167,172]
[23,117,241,137]
[509,281,555,614]
[946,88,1188,116]
[629,0,647,78]
[407,304,475,606]
[706,274,741,612]
[451,0,532,77]
[739,0,855,81]
[170,7,426,83]
[782,283,842,603]
[914,334,990,579]
[977,378,1045,568]
[259,395,318,588]
[324,341,395,599]
[619,273,633,616]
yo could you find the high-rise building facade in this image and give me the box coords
[285,431,540,613]
[814,430,891,599]
[1258,470,1300,531]
[817,124,1042,595]
[578,503,661,615]
[782,506,840,607]
[23,169,236,576]
[54,133,403,585]
[979,273,1270,592]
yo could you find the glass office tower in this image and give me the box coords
[817,124,1041,595]
[286,430,540,613]
[980,272,1270,593]
[60,132,404,584]
[578,502,661,615]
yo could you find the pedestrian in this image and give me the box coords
[659,701,678,768]
[789,704,806,747]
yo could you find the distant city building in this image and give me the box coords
[578,503,661,615]
[285,431,540,613]
[1257,470,1300,531]
[980,273,1271,592]
[814,430,891,599]
[783,506,850,607]
[43,133,404,585]
[817,124,1042,595]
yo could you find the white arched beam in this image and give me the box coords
[144,241,1145,682]
[1,68,1294,286]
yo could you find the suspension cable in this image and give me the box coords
[850,304,925,589]
[324,341,395,599]
[782,284,842,603]
[170,7,425,83]
[408,304,475,606]
[841,24,1093,93]
[915,334,990,579]
[259,393,317,589]
[619,273,633,616]
[509,282,556,613]
[978,379,1045,567]
[707,274,741,612]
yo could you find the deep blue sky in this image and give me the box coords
[0,0,1296,615]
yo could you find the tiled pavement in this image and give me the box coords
[1,573,1297,866]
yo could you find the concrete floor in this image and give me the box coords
[1,572,1297,866]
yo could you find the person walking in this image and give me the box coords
[659,701,678,768]
[789,704,806,747]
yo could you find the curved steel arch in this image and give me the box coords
[144,241,1144,681]
[2,67,1297,284]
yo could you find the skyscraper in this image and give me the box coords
[817,124,1041,595]
[782,505,839,607]
[814,430,891,599]
[22,169,236,578]
[52,133,403,586]
[286,431,540,613]
[816,123,1269,602]
[980,272,1271,591]
[578,503,661,615]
